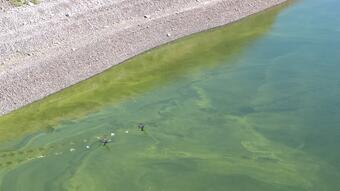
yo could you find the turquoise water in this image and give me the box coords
[1,0,340,190]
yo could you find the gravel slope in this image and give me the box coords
[0,0,287,115]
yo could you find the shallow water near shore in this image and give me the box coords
[1,0,340,190]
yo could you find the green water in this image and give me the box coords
[1,0,340,190]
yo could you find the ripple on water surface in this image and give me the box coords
[1,0,340,190]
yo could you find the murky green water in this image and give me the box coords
[1,0,340,190]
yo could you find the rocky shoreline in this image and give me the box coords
[0,0,287,115]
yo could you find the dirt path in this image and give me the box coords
[0,0,287,115]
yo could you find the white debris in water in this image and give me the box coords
[111,132,115,136]
[70,148,76,152]
[85,145,90,149]
[37,155,45,159]
[125,130,129,134]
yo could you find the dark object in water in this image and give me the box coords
[100,138,110,146]
[138,123,145,131]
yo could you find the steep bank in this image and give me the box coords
[0,0,287,115]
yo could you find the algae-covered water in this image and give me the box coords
[1,0,340,190]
